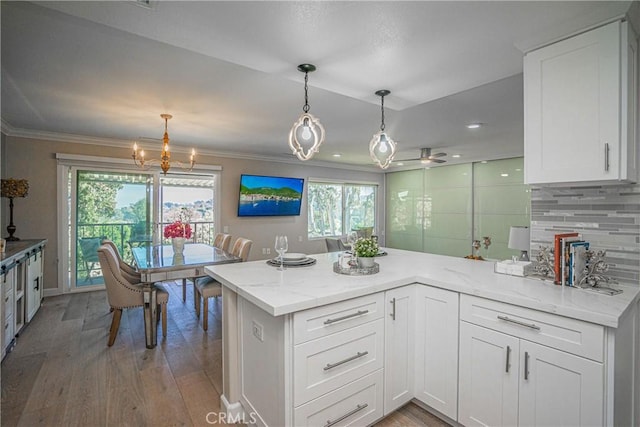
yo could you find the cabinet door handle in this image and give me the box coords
[497,315,541,331]
[324,351,369,371]
[390,297,396,320]
[324,403,368,427]
[524,351,530,380]
[323,310,369,325]
[4,323,8,330]
[604,143,610,171]
[34,277,39,291]
[505,345,511,373]
[4,296,8,303]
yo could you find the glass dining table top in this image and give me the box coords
[132,243,240,273]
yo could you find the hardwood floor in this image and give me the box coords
[1,282,447,426]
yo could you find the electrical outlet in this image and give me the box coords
[298,235,303,242]
[223,225,229,233]
[261,248,266,255]
[252,320,264,341]
[266,248,271,254]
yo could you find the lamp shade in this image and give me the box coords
[508,226,530,251]
[1,179,29,198]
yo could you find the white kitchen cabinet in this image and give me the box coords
[26,246,43,322]
[524,20,638,184]
[414,285,459,420]
[1,266,16,359]
[519,340,603,426]
[459,295,605,427]
[383,285,415,414]
[459,322,520,427]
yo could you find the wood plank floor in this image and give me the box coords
[1,282,448,426]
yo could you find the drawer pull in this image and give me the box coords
[324,310,369,325]
[604,142,610,171]
[4,323,8,330]
[390,298,396,320]
[324,351,369,371]
[4,296,8,303]
[497,315,540,331]
[324,403,368,427]
[505,345,511,373]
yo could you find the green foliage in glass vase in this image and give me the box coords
[353,237,378,258]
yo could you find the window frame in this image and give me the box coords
[307,178,378,239]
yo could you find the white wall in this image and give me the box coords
[1,135,384,292]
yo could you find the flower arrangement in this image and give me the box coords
[353,237,378,258]
[164,221,192,239]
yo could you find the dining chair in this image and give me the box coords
[213,233,233,252]
[194,237,252,331]
[97,244,169,346]
[325,237,348,252]
[101,239,141,284]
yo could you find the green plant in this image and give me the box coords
[353,237,378,258]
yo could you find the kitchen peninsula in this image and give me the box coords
[206,249,640,427]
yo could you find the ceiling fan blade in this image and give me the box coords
[431,158,446,163]
[430,152,447,158]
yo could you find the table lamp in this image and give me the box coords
[508,226,530,261]
[1,178,29,241]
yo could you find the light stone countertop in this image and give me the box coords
[205,248,640,328]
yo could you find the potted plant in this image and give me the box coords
[353,237,378,268]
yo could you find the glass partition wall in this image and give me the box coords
[386,157,530,260]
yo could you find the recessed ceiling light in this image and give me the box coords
[501,173,509,177]
[466,123,483,129]
[332,153,341,158]
[481,160,488,164]
[452,154,461,158]
[396,162,404,166]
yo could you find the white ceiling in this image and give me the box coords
[1,1,632,170]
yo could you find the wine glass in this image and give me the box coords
[274,235,288,271]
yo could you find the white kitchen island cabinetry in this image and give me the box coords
[207,249,640,427]
[524,20,638,185]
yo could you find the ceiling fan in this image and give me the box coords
[398,147,447,164]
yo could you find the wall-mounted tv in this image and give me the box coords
[238,174,304,217]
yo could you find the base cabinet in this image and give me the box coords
[26,248,43,322]
[383,285,415,414]
[414,286,459,420]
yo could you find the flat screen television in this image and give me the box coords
[238,174,304,217]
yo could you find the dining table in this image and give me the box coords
[132,242,241,348]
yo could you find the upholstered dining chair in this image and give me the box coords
[325,237,348,252]
[97,244,169,346]
[101,239,141,284]
[213,233,233,252]
[194,237,252,331]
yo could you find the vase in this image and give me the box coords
[172,237,186,255]
[358,256,375,268]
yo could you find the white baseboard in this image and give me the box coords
[220,394,245,419]
[44,288,62,298]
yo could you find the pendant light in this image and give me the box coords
[288,64,325,161]
[369,90,397,169]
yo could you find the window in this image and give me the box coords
[308,181,377,238]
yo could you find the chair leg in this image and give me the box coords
[195,287,201,319]
[108,308,122,346]
[203,296,208,331]
[161,304,167,337]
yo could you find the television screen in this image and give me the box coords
[238,174,304,217]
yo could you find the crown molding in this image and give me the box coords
[2,125,383,174]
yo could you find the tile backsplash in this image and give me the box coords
[530,183,640,286]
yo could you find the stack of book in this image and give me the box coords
[554,233,589,286]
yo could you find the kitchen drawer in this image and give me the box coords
[294,318,384,406]
[293,293,384,344]
[294,369,384,427]
[460,295,604,362]
[3,291,13,320]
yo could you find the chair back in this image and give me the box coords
[102,239,140,283]
[231,237,253,262]
[213,233,233,252]
[97,244,144,309]
[325,238,348,252]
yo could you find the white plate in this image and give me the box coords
[282,253,306,261]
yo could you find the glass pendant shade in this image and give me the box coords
[289,64,324,161]
[369,131,397,169]
[369,89,397,169]
[289,112,326,161]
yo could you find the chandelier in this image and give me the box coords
[132,114,195,175]
[288,64,325,161]
[369,90,397,169]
